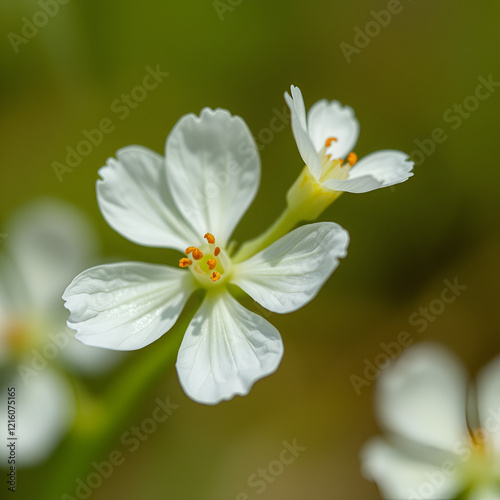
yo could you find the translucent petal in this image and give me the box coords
[176,290,283,405]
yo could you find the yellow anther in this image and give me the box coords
[191,248,204,260]
[325,137,337,148]
[184,236,224,281]
[347,152,357,166]
[204,233,215,245]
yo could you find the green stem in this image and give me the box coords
[43,293,203,500]
[234,167,342,263]
[233,204,303,263]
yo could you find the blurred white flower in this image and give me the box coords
[285,84,414,194]
[0,199,120,466]
[63,108,350,405]
[360,343,500,500]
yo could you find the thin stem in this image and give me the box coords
[233,204,302,263]
[234,168,343,263]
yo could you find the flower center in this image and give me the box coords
[2,317,40,361]
[318,137,357,183]
[178,233,230,286]
[459,427,500,487]
[5,320,31,352]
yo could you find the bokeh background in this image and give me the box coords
[1,0,500,498]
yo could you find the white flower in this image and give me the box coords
[0,200,119,466]
[360,343,500,500]
[284,85,414,194]
[63,108,350,405]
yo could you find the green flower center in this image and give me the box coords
[178,232,230,287]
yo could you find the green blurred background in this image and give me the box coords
[1,0,500,498]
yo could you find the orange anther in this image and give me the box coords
[207,258,217,270]
[325,137,337,147]
[192,248,203,260]
[210,271,221,282]
[185,246,196,255]
[347,152,358,166]
[179,258,192,268]
[214,247,220,257]
[204,233,215,245]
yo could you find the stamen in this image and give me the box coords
[325,137,337,148]
[191,248,204,260]
[204,233,215,245]
[179,258,192,268]
[347,152,357,166]
[183,235,225,284]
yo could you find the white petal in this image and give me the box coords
[1,370,75,466]
[0,256,38,364]
[165,108,260,246]
[0,254,27,322]
[284,85,322,179]
[361,437,462,500]
[375,343,469,452]
[4,199,98,311]
[476,354,500,456]
[289,85,308,130]
[63,262,195,350]
[176,290,283,405]
[232,222,349,313]
[97,146,197,252]
[323,150,414,193]
[307,99,359,159]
